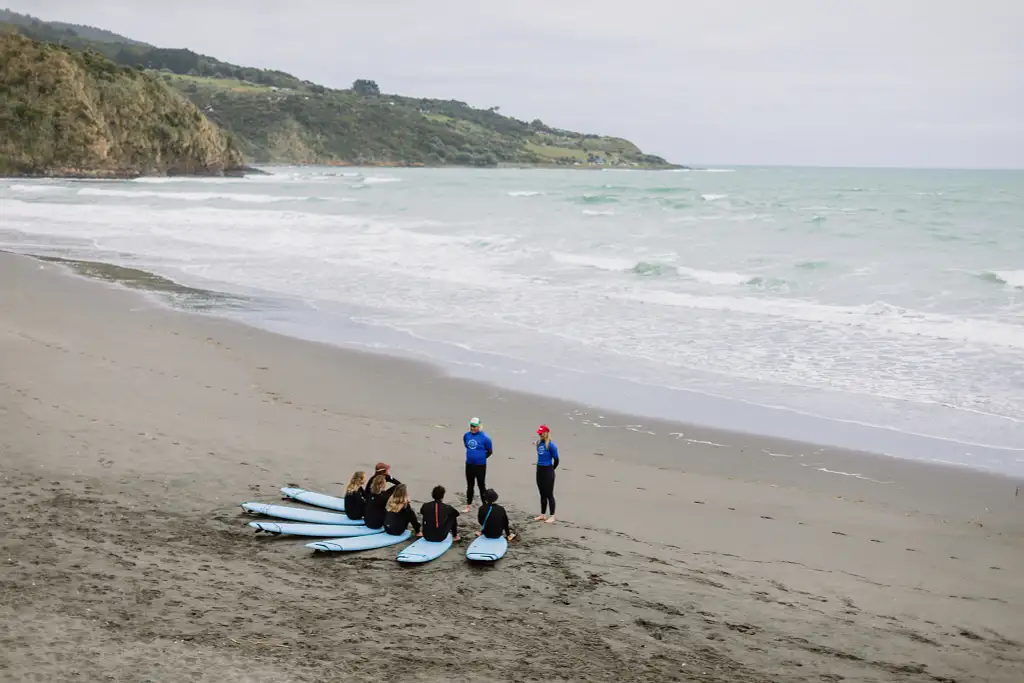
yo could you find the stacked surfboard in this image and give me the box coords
[240,487,508,564]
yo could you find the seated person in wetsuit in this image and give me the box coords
[364,473,400,530]
[477,488,514,540]
[419,485,460,542]
[383,484,421,536]
[365,461,399,495]
[343,470,368,520]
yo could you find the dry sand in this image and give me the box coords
[1,251,1022,683]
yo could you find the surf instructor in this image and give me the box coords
[534,424,559,524]
[462,417,493,513]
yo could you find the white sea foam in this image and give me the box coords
[992,270,1024,289]
[676,266,751,286]
[701,193,728,201]
[76,188,314,203]
[5,184,67,194]
[582,209,615,216]
[362,176,402,184]
[613,288,1024,350]
[551,252,634,271]
[668,168,735,173]
[814,468,894,484]
[508,190,543,197]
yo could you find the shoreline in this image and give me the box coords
[6,246,1020,480]
[0,164,268,180]
[2,249,1022,681]
[6,249,1024,518]
[0,162,686,178]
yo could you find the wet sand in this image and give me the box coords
[1,251,1022,683]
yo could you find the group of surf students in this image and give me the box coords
[341,418,560,543]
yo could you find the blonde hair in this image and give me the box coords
[538,432,551,446]
[369,474,387,496]
[345,470,366,494]
[386,484,410,513]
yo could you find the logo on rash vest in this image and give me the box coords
[537,444,545,455]
[467,439,479,449]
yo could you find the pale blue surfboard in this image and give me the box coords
[280,487,346,512]
[397,534,453,564]
[249,521,382,537]
[307,530,412,552]
[240,502,363,525]
[466,535,508,562]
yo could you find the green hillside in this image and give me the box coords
[0,8,682,169]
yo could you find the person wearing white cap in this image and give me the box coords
[462,417,494,513]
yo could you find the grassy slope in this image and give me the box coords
[1,9,682,169]
[0,31,243,177]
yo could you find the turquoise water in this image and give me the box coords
[2,166,1022,475]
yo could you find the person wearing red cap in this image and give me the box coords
[364,462,398,496]
[534,425,560,523]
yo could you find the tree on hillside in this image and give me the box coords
[352,79,380,96]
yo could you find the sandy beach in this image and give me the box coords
[1,250,1022,683]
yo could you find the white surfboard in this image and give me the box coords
[397,535,453,564]
[280,487,347,512]
[240,502,362,525]
[249,521,382,537]
[306,530,412,552]
[466,535,508,562]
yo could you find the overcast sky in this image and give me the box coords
[10,0,1023,168]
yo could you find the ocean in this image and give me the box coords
[2,166,1022,476]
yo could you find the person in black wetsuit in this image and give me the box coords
[342,470,368,520]
[364,472,401,530]
[364,461,398,496]
[420,485,460,542]
[383,484,421,536]
[534,424,559,524]
[477,489,514,540]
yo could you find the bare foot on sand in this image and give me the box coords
[534,514,547,521]
[463,505,472,513]
[544,516,556,524]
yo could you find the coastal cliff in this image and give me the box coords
[0,32,244,178]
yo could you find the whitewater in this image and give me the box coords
[2,166,1022,475]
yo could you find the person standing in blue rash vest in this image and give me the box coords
[534,424,559,524]
[462,417,493,513]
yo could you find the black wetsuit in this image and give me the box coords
[363,484,399,530]
[420,500,459,542]
[384,504,421,536]
[478,502,511,539]
[536,467,556,515]
[343,488,368,520]
[365,473,399,496]
[535,440,559,516]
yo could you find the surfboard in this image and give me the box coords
[249,521,382,537]
[306,530,412,552]
[465,535,508,562]
[280,487,346,512]
[397,534,453,564]
[240,502,363,525]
